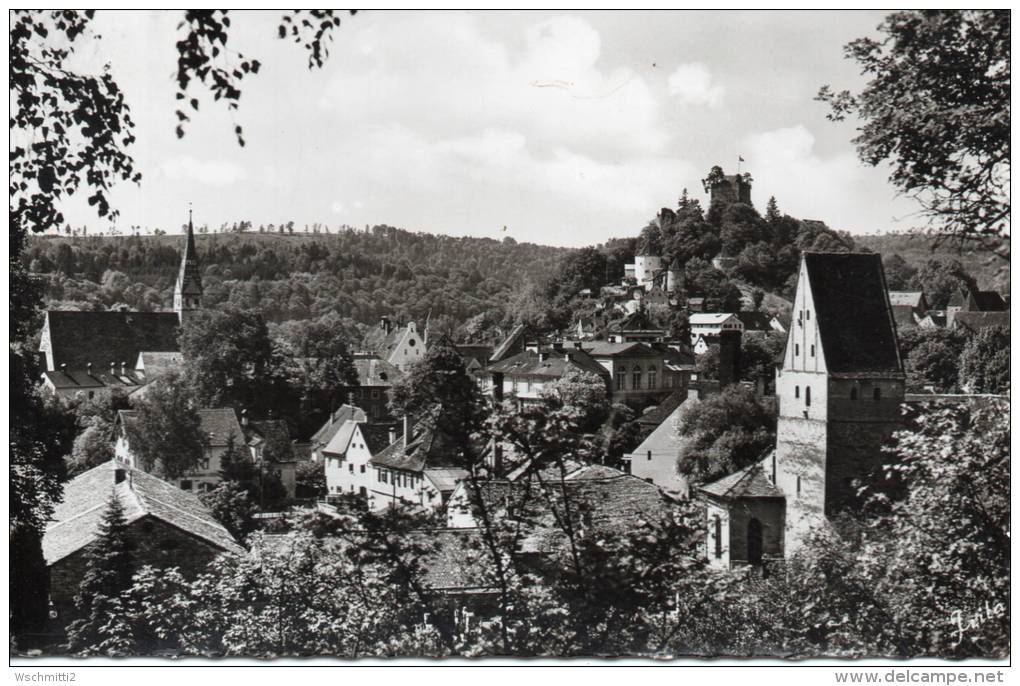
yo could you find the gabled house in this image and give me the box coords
[950,311,1011,335]
[321,417,399,500]
[114,407,244,493]
[361,318,426,371]
[368,415,469,513]
[310,404,368,462]
[624,399,690,497]
[43,460,243,622]
[583,340,691,408]
[689,312,743,342]
[487,343,610,404]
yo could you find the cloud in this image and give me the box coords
[316,13,671,156]
[743,125,907,231]
[667,63,725,107]
[161,156,247,186]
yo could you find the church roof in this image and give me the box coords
[699,461,783,501]
[44,310,181,371]
[43,460,242,566]
[176,219,203,296]
[803,252,903,376]
[968,290,1008,312]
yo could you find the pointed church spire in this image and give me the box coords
[174,205,203,323]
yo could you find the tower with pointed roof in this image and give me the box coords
[174,209,203,325]
[774,252,904,552]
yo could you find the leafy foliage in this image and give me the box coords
[127,372,207,480]
[957,325,1010,394]
[675,385,776,485]
[818,10,1010,250]
[66,492,137,655]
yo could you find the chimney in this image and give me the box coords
[388,426,397,445]
[120,361,126,376]
[114,467,127,484]
[403,414,410,445]
[718,329,742,388]
[240,408,249,427]
[60,363,67,375]
[491,372,504,402]
[492,440,504,475]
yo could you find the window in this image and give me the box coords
[810,345,815,357]
[806,310,810,320]
[796,475,801,495]
[408,338,416,347]
[380,471,388,484]
[795,344,800,356]
[349,463,354,473]
[512,377,518,392]
[713,515,722,558]
[360,465,365,474]
[873,387,882,401]
[647,369,657,389]
[795,385,800,399]
[198,458,210,471]
[616,367,626,390]
[180,480,192,491]
[805,386,811,407]
[371,389,380,399]
[632,369,642,390]
[850,387,858,401]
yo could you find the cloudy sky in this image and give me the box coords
[60,10,918,246]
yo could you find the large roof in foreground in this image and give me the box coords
[43,460,242,566]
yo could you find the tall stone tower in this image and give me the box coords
[774,252,904,552]
[703,166,753,207]
[174,210,203,324]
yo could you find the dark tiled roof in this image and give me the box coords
[888,291,925,309]
[44,310,181,371]
[698,461,783,501]
[247,419,296,461]
[360,422,400,454]
[118,408,242,448]
[424,468,469,494]
[803,253,903,375]
[311,404,367,447]
[488,348,608,380]
[609,310,660,332]
[970,291,1008,312]
[891,305,919,329]
[455,345,494,368]
[43,368,144,391]
[636,391,687,427]
[353,354,403,387]
[489,324,529,363]
[951,311,1011,334]
[735,311,773,331]
[43,460,242,565]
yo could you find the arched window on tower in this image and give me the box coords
[795,385,800,399]
[805,386,811,406]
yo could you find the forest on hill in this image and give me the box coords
[22,200,1008,349]
[21,226,571,342]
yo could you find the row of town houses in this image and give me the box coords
[37,209,1010,634]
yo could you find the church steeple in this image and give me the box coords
[174,207,203,324]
